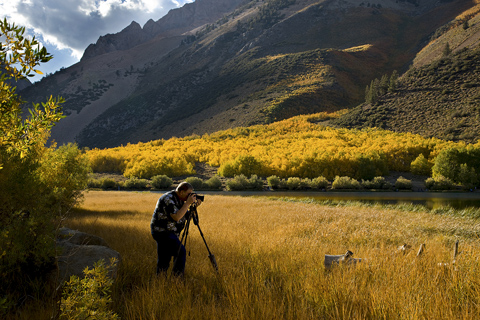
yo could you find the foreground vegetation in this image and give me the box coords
[54,191,480,319]
[1,19,90,316]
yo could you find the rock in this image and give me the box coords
[55,228,121,283]
[57,227,109,246]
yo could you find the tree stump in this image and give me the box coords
[324,250,362,270]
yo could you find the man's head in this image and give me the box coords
[176,181,194,201]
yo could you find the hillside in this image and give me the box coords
[331,6,480,143]
[19,0,477,148]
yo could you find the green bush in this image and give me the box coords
[332,176,361,190]
[60,259,119,320]
[226,175,248,191]
[101,178,118,190]
[310,176,329,189]
[286,177,307,190]
[151,175,173,190]
[205,176,223,190]
[87,178,103,189]
[361,176,392,190]
[395,176,412,190]
[425,176,455,190]
[185,177,205,190]
[267,175,284,189]
[248,174,264,190]
[1,20,90,314]
[124,177,149,190]
[226,174,264,191]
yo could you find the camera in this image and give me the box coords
[192,193,204,201]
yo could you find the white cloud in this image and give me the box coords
[1,0,193,81]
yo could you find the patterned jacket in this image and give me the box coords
[150,190,187,235]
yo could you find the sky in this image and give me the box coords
[1,0,193,82]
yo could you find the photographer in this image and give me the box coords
[150,181,202,276]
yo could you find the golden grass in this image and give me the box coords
[65,191,480,319]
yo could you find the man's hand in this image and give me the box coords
[186,193,197,206]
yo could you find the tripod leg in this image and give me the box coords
[173,215,191,275]
[195,223,219,272]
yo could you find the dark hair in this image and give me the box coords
[176,181,193,192]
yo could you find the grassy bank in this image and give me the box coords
[64,191,480,319]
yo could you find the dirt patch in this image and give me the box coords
[383,171,428,191]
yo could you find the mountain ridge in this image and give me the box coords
[18,0,479,148]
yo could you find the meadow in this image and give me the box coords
[63,191,480,319]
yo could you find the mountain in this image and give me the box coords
[19,0,479,148]
[331,5,480,143]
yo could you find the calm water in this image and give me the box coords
[201,191,480,210]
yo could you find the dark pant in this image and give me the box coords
[153,232,186,276]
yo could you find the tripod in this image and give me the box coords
[176,204,218,273]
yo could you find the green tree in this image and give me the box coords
[442,42,452,57]
[432,146,480,185]
[1,19,89,314]
[218,154,264,177]
[388,70,398,93]
[0,19,64,166]
[365,79,378,104]
[379,74,389,95]
[411,153,431,175]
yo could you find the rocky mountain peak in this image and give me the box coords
[81,0,244,61]
[81,20,149,61]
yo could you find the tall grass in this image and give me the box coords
[65,191,480,319]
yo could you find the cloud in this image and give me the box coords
[1,0,192,80]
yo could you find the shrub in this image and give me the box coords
[124,177,149,190]
[286,177,307,190]
[226,175,248,191]
[361,176,392,190]
[395,176,412,190]
[87,178,102,189]
[151,175,173,190]
[60,259,119,320]
[226,174,264,191]
[248,175,264,190]
[267,175,284,189]
[425,176,455,190]
[185,177,205,190]
[101,178,118,190]
[331,176,361,190]
[310,176,329,189]
[205,176,223,190]
[0,20,89,313]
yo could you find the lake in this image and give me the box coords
[197,191,480,210]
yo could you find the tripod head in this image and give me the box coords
[189,203,199,225]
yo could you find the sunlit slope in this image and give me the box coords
[332,5,480,143]
[87,112,465,179]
